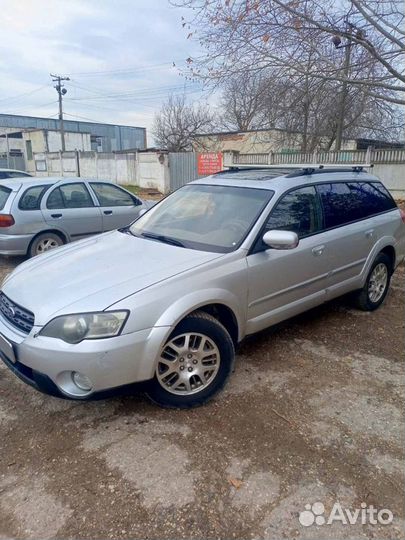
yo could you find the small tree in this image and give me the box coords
[152,94,215,151]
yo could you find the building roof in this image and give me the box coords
[0,113,145,131]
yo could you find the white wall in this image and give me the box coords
[0,137,24,153]
[368,164,405,199]
[137,152,169,192]
[46,131,91,152]
[27,150,167,190]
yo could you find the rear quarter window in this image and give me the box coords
[0,186,11,210]
[317,181,396,229]
[369,182,397,212]
[18,185,50,210]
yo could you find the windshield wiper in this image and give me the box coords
[119,226,138,237]
[141,232,185,248]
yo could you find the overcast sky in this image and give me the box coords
[0,0,208,140]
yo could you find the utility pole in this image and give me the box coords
[332,23,354,152]
[50,74,70,152]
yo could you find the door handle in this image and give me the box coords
[365,229,374,238]
[312,245,325,256]
[103,210,113,215]
[51,213,62,218]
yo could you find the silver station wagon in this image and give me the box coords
[0,176,149,257]
[0,166,404,408]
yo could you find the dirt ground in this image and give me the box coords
[0,257,403,540]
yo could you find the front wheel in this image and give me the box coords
[353,253,392,311]
[146,311,235,408]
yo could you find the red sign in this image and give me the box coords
[197,152,223,176]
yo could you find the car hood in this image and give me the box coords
[3,231,223,326]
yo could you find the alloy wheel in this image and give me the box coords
[368,263,388,303]
[36,238,60,254]
[156,332,221,395]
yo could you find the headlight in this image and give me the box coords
[1,272,11,288]
[40,311,128,344]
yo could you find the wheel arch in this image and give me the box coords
[153,289,244,344]
[187,304,239,346]
[27,229,68,254]
[380,245,396,272]
[361,238,397,285]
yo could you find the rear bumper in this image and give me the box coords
[0,233,33,255]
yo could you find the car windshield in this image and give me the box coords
[129,184,274,253]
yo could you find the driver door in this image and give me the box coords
[246,185,330,334]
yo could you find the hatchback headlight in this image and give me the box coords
[40,311,128,344]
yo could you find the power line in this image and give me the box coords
[2,100,59,115]
[67,60,181,77]
[65,83,205,103]
[63,112,108,123]
[0,85,49,104]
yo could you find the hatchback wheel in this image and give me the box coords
[353,253,392,311]
[146,311,235,408]
[29,232,64,257]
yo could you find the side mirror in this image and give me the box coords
[263,230,299,250]
[139,208,147,217]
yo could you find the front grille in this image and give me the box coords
[0,292,34,333]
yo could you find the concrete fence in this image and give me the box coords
[27,150,169,192]
[27,148,405,198]
[224,149,405,198]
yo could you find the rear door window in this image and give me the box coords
[317,183,364,227]
[90,182,138,206]
[19,185,50,210]
[0,186,11,210]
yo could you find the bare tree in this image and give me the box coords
[218,63,404,151]
[152,94,215,151]
[219,71,270,131]
[175,0,405,104]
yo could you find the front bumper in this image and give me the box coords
[0,233,33,256]
[0,315,171,399]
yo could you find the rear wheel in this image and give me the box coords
[353,253,392,311]
[146,311,235,408]
[29,232,64,258]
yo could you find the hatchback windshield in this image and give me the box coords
[129,184,273,253]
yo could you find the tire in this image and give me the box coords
[353,253,392,311]
[146,311,235,409]
[29,232,64,258]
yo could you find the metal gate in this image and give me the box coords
[0,154,26,171]
[168,152,201,191]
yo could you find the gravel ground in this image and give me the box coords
[0,256,403,540]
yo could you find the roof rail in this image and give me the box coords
[225,163,372,170]
[220,163,373,175]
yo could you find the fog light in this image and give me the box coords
[71,371,93,391]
